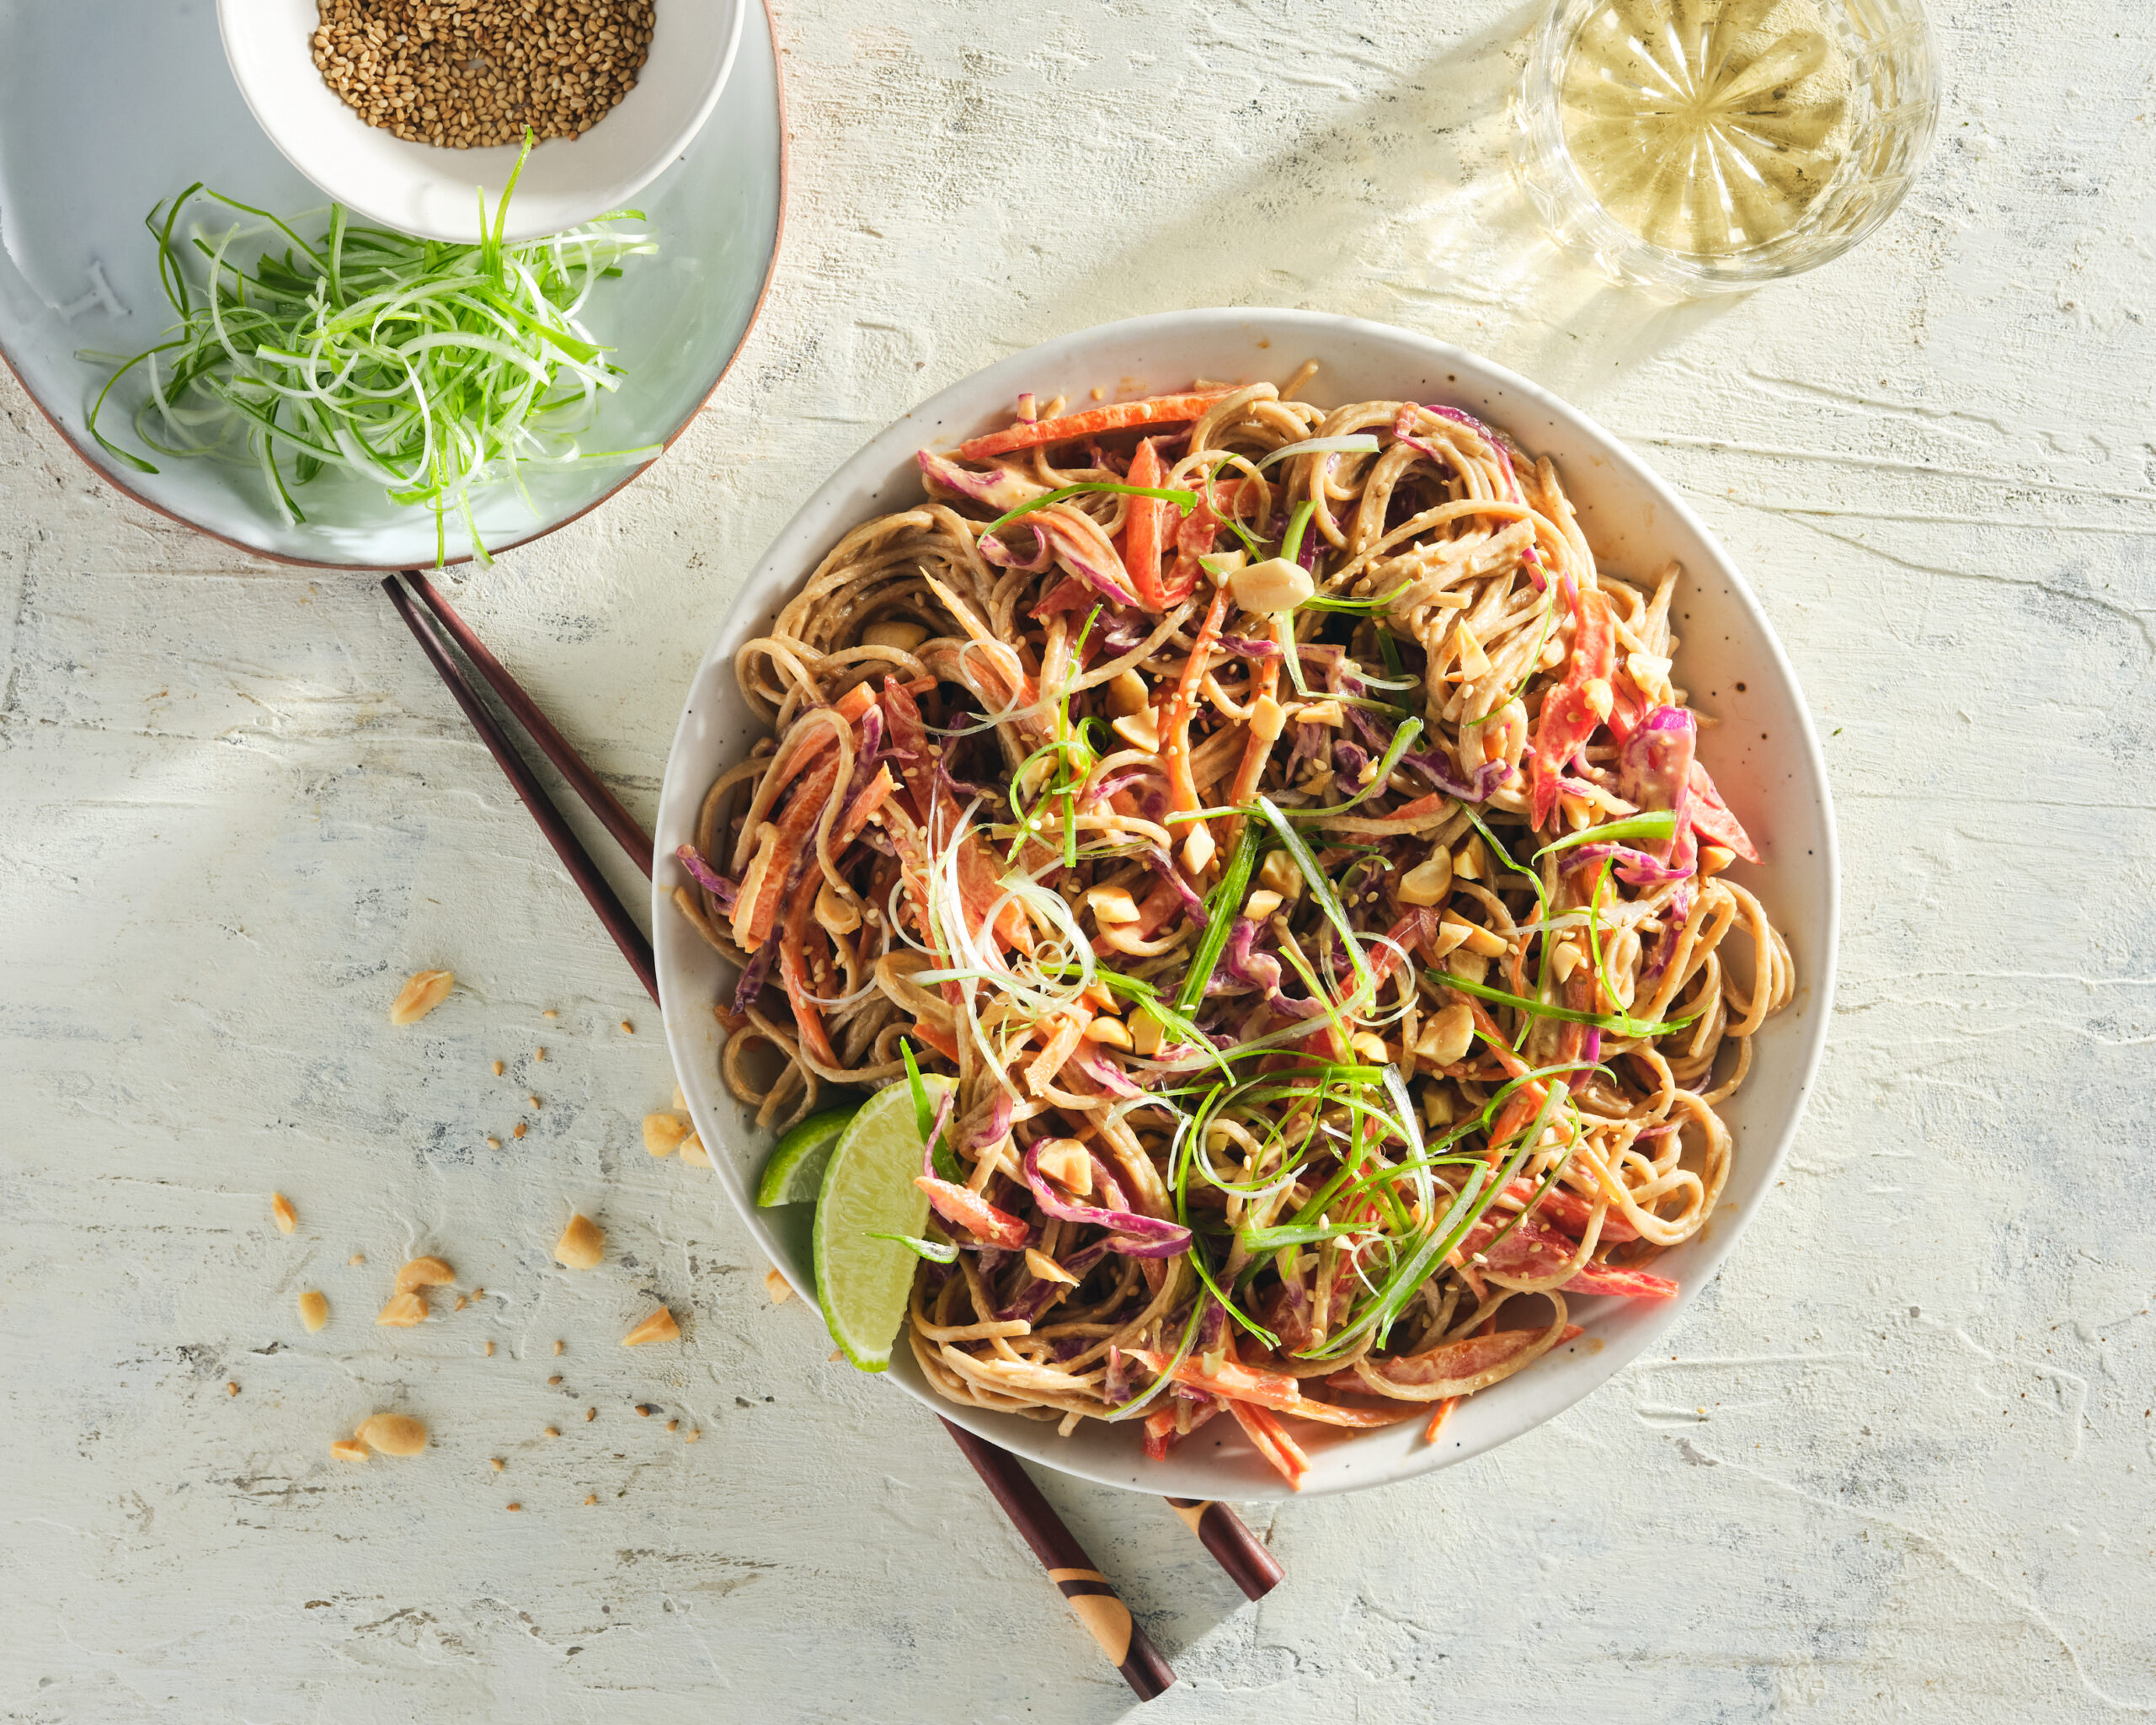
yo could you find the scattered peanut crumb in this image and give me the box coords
[376,1291,428,1327]
[389,969,454,1025]
[542,1426,559,1439]
[635,1404,653,1418]
[507,1502,522,1512]
[513,1123,527,1139]
[395,1256,455,1294]
[584,1407,596,1421]
[349,1252,365,1265]
[677,1133,711,1168]
[552,1338,565,1355]
[489,1457,505,1472]
[542,1009,558,1020]
[622,1307,679,1347]
[527,1094,541,1109]
[484,1340,496,1357]
[765,1268,793,1306]
[298,1290,330,1332]
[620,1019,635,1033]
[472,1288,484,1300]
[331,1438,369,1463]
[548,1374,563,1386]
[534,1047,547,1061]
[359,1412,428,1456]
[271,1192,297,1234]
[486,1136,502,1150]
[584,1493,598,1505]
[454,1295,467,1311]
[643,1112,690,1157]
[226,1381,239,1397]
[829,1348,844,1362]
[684,1429,701,1444]
[554,1215,605,1270]
[665,1418,679,1433]
[492,1060,504,1076]
[672,1085,686,1110]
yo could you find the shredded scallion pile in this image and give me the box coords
[82,140,657,563]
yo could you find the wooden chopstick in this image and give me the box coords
[403,569,654,879]
[381,571,1190,1696]
[401,574,1285,1602]
[380,575,657,1001]
[942,1420,1174,1699]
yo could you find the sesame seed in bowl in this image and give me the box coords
[219,0,746,243]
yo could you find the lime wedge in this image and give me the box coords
[755,1105,859,1207]
[812,1075,950,1372]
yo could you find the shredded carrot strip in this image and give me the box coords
[952,390,1235,461]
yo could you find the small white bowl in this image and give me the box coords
[218,0,745,242]
[654,308,1840,1500]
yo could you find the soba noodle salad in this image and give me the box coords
[672,368,1792,1487]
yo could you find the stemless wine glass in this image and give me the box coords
[1513,0,1940,294]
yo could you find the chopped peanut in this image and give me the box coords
[489,1457,505,1472]
[358,1413,427,1457]
[226,1381,239,1397]
[764,1268,793,1306]
[1397,852,1454,906]
[298,1290,330,1332]
[1025,1247,1080,1287]
[677,1135,712,1168]
[271,1192,297,1234]
[389,969,454,1025]
[620,1020,634,1034]
[623,1307,680,1347]
[1417,1003,1476,1069]
[376,1291,429,1327]
[683,1429,702,1444]
[492,1060,504,1076]
[1081,1017,1132,1049]
[512,1123,527,1139]
[330,1437,369,1463]
[554,1215,604,1270]
[643,1113,691,1157]
[394,1256,456,1294]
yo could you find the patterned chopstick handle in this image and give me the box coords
[941,1419,1175,1701]
[1164,1498,1284,1600]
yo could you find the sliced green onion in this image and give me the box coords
[1431,969,1700,1039]
[1250,797,1371,993]
[1253,434,1380,471]
[1302,579,1414,615]
[1279,499,1317,567]
[85,138,655,562]
[867,1231,959,1263]
[1289,716,1422,819]
[1174,818,1263,1015]
[1532,809,1678,861]
[981,480,1198,539]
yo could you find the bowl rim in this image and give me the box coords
[654,307,1840,1498]
[213,0,747,246]
[0,0,788,574]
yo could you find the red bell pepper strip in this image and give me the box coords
[951,390,1234,462]
[1461,1214,1677,1300]
[914,1176,1030,1249]
[1226,1398,1311,1490]
[731,756,841,953]
[1687,761,1760,862]
[1528,584,1617,830]
[1129,1348,1303,1413]
[1123,437,1168,610]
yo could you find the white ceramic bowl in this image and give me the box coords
[218,0,745,243]
[655,309,1839,1499]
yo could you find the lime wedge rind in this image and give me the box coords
[811,1076,950,1373]
[755,1105,858,1207]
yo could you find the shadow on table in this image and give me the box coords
[1022,2,1742,406]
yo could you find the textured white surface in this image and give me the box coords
[3,1,2154,1720]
